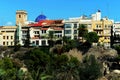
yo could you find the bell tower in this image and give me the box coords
[16,10,27,26]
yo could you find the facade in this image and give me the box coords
[63,10,100,40]
[16,10,28,26]
[0,10,115,48]
[64,19,79,39]
[64,10,113,48]
[92,18,113,48]
[113,22,120,35]
[0,26,17,46]
[30,20,64,46]
[0,10,63,47]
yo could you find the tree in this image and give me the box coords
[48,31,54,47]
[78,24,88,42]
[62,36,70,45]
[79,55,103,80]
[49,55,80,80]
[0,58,32,80]
[85,32,99,44]
[49,31,54,40]
[24,27,30,47]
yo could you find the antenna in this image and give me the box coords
[106,1,109,18]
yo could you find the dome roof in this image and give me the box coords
[35,14,47,22]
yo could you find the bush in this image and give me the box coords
[14,44,21,52]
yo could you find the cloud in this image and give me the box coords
[5,21,13,26]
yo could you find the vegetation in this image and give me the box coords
[0,57,32,80]
[16,47,102,80]
[48,31,54,47]
[24,28,30,47]
[78,24,88,41]
[0,24,118,80]
[85,32,99,44]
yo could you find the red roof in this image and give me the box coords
[29,20,54,27]
[51,27,63,30]
[31,37,39,39]
[29,20,63,27]
[41,28,48,30]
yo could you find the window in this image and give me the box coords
[37,31,39,34]
[65,30,71,34]
[99,31,102,34]
[66,36,71,39]
[35,31,39,34]
[42,40,46,46]
[99,25,101,28]
[7,42,8,45]
[96,25,99,28]
[11,42,13,45]
[54,31,62,33]
[74,30,77,34]
[3,42,5,45]
[32,41,35,44]
[36,40,39,45]
[3,36,5,39]
[7,36,9,39]
[74,24,77,28]
[42,30,46,34]
[105,37,107,39]
[19,15,21,18]
[11,36,13,39]
[74,36,77,39]
[65,24,71,28]
[105,25,107,28]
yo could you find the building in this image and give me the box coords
[113,22,120,35]
[16,10,28,26]
[0,10,114,48]
[64,10,113,48]
[0,26,17,46]
[29,19,64,46]
[92,18,113,48]
[63,10,100,40]
[63,18,79,39]
[111,22,120,45]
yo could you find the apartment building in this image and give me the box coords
[63,10,100,40]
[0,26,17,46]
[0,10,114,48]
[113,22,120,35]
[92,18,113,47]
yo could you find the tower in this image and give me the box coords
[92,10,101,21]
[16,10,27,26]
[96,10,101,21]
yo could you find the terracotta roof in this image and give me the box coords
[41,28,48,30]
[29,20,63,27]
[51,27,63,30]
[31,37,40,39]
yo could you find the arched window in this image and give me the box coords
[19,15,21,18]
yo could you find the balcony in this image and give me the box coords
[94,28,103,31]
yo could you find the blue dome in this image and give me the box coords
[35,14,47,22]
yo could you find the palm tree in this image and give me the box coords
[48,31,54,47]
[78,24,88,42]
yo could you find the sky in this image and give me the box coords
[0,0,120,26]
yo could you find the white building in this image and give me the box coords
[113,22,120,35]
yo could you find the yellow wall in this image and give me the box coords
[92,19,113,45]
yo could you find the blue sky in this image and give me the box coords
[0,0,120,25]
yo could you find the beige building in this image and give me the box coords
[16,10,28,26]
[92,18,113,47]
[0,26,17,46]
[0,10,28,46]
